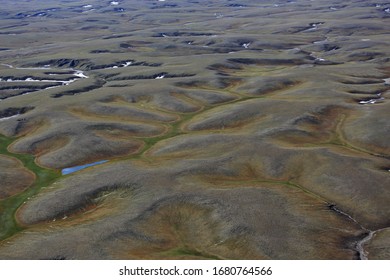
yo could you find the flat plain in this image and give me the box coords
[0,0,389,259]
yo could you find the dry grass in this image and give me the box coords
[0,0,389,259]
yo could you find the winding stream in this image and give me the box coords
[329,204,377,259]
[355,231,375,260]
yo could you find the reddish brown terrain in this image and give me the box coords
[0,0,389,259]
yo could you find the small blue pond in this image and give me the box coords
[61,160,108,175]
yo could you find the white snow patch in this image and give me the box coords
[359,98,384,104]
[1,64,14,68]
[73,70,88,79]
[0,114,20,121]
[122,61,133,67]
[313,38,328,44]
[310,53,326,62]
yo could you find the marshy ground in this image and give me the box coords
[0,0,389,259]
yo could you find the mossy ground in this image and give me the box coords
[0,0,389,259]
[0,135,60,240]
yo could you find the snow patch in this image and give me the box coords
[0,114,20,121]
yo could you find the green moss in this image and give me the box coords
[135,111,200,156]
[0,135,60,241]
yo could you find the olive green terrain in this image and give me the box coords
[0,0,389,259]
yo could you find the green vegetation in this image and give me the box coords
[0,0,389,260]
[0,135,60,240]
[138,111,198,156]
[135,86,278,157]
